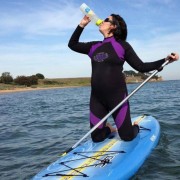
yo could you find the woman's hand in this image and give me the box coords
[165,53,179,63]
[79,15,91,28]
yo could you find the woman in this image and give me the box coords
[68,14,179,142]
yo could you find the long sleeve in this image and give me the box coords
[124,41,165,72]
[68,25,98,55]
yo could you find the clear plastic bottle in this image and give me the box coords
[80,3,103,26]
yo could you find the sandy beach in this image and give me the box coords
[0,86,80,94]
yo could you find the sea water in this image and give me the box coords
[0,80,179,180]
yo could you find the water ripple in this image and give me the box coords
[0,81,179,179]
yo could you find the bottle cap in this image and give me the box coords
[96,19,103,26]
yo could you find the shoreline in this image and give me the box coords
[0,86,83,94]
[0,76,166,95]
[0,81,162,95]
[0,79,170,95]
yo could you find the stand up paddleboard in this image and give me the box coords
[33,115,160,180]
[33,60,173,180]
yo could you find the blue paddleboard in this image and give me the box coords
[33,115,160,180]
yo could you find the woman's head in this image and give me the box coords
[99,14,127,41]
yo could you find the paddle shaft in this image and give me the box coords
[62,60,169,156]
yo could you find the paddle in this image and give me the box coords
[61,58,171,156]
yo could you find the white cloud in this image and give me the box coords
[0,1,82,36]
[124,31,180,80]
[0,51,91,78]
[124,0,174,8]
[0,42,69,54]
[129,31,180,58]
[0,0,179,80]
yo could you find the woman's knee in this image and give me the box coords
[91,127,111,142]
[119,125,139,141]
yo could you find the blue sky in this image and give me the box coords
[0,0,180,80]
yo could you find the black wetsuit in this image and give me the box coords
[68,25,165,142]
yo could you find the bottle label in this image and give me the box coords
[85,7,91,13]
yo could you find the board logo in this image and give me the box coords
[150,134,156,142]
[95,153,118,168]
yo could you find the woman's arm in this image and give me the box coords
[68,25,97,54]
[68,16,98,55]
[124,42,165,72]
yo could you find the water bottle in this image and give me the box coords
[80,3,103,26]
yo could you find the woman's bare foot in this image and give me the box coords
[106,123,117,133]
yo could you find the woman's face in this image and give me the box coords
[99,16,116,36]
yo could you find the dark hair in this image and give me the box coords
[110,14,127,41]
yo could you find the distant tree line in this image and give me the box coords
[0,70,160,86]
[123,70,160,80]
[0,72,45,86]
